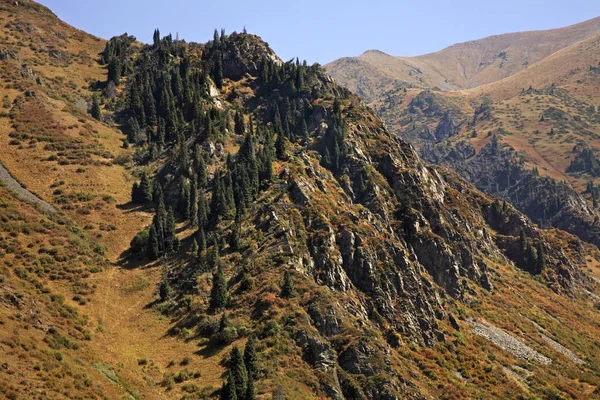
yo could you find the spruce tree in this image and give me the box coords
[198,190,209,228]
[536,242,546,272]
[178,180,191,219]
[221,373,237,400]
[210,264,228,310]
[275,133,286,160]
[230,346,248,399]
[190,239,199,258]
[280,271,294,298]
[148,224,160,259]
[140,172,153,204]
[91,93,101,120]
[190,175,199,226]
[245,375,256,400]
[214,57,224,89]
[153,28,161,48]
[197,226,207,253]
[244,336,257,379]
[165,208,180,253]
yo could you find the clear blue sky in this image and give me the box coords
[38,0,600,65]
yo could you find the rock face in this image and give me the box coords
[421,138,600,254]
[433,112,460,142]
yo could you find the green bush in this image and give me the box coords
[215,326,238,345]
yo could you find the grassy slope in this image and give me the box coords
[0,2,233,399]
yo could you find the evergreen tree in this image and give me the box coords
[210,264,228,310]
[140,172,153,204]
[178,179,191,219]
[214,57,224,89]
[165,208,180,253]
[190,238,199,258]
[190,175,199,226]
[107,57,122,85]
[234,111,246,135]
[275,133,286,160]
[153,28,161,48]
[536,242,546,272]
[197,226,207,253]
[195,146,208,186]
[244,336,257,380]
[159,279,172,300]
[148,224,160,259]
[91,93,101,120]
[198,190,209,228]
[229,346,248,399]
[221,372,237,400]
[245,375,256,400]
[299,119,309,144]
[229,223,240,252]
[280,271,294,298]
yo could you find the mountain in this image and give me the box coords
[326,16,600,94]
[326,17,600,251]
[1,2,600,399]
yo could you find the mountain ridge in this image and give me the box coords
[327,16,600,92]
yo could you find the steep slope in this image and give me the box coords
[327,18,600,251]
[1,2,600,400]
[326,16,600,92]
[104,21,600,400]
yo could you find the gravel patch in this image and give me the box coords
[0,163,56,213]
[469,319,551,365]
[540,334,584,364]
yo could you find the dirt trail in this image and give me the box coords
[0,162,56,213]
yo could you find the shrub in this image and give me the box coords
[197,316,219,337]
[180,356,191,366]
[215,326,238,345]
[263,319,280,337]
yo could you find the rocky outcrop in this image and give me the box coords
[421,138,600,264]
[433,112,461,142]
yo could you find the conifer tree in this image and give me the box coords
[165,208,180,253]
[221,372,237,400]
[275,133,286,160]
[195,146,207,186]
[245,375,256,400]
[91,93,101,120]
[198,190,209,228]
[210,264,228,310]
[153,28,161,48]
[244,336,257,380]
[536,242,546,271]
[178,179,191,219]
[197,226,207,254]
[148,224,160,259]
[280,271,294,298]
[214,57,224,89]
[190,174,199,226]
[190,238,199,258]
[140,172,153,204]
[229,346,248,399]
